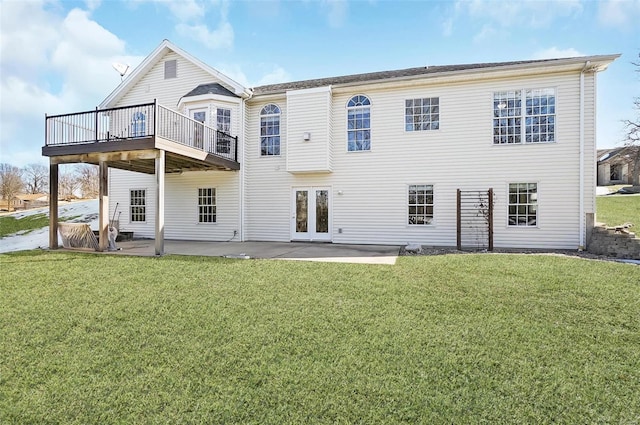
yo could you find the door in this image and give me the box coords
[191,108,207,149]
[292,187,331,241]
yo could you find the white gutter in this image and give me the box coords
[579,61,590,250]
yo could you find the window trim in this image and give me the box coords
[260,103,281,157]
[129,188,147,223]
[507,182,539,227]
[197,187,217,224]
[407,184,435,226]
[405,97,440,132]
[346,94,371,152]
[493,88,557,145]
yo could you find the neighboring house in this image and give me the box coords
[42,40,618,253]
[597,147,634,185]
[0,193,48,211]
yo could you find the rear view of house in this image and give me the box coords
[43,40,618,253]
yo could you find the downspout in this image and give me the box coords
[239,89,254,241]
[579,61,590,250]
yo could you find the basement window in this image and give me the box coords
[198,188,216,223]
[130,189,146,222]
[408,184,434,225]
[508,183,537,226]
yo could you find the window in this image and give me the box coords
[405,98,439,131]
[260,104,280,156]
[217,108,231,133]
[408,184,434,225]
[164,60,177,79]
[131,112,146,137]
[493,88,555,144]
[130,189,146,222]
[610,164,623,181]
[347,95,371,151]
[198,188,216,223]
[508,183,537,226]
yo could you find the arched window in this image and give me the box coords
[260,104,281,156]
[131,112,146,137]
[347,95,371,151]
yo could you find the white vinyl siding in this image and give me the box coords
[286,86,332,173]
[244,70,594,249]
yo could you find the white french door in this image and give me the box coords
[291,187,331,241]
[190,108,207,150]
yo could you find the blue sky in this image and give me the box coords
[1,0,639,167]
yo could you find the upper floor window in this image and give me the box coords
[164,60,177,79]
[347,95,371,151]
[260,104,281,156]
[508,183,537,226]
[217,108,231,133]
[405,98,439,131]
[131,112,146,137]
[493,88,555,144]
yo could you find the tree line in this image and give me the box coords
[0,163,99,211]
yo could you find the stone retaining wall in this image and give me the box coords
[588,226,640,259]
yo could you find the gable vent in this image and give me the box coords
[164,60,177,79]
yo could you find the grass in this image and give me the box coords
[1,251,639,424]
[596,194,640,227]
[0,213,83,238]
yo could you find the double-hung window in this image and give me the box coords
[493,88,555,144]
[405,98,439,131]
[408,184,434,225]
[347,95,371,151]
[198,188,216,223]
[131,112,146,137]
[260,104,280,156]
[217,108,231,133]
[130,189,146,222]
[508,183,537,226]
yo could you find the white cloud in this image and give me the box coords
[0,2,143,167]
[532,47,585,60]
[323,0,348,28]
[167,0,205,22]
[217,63,291,88]
[255,66,292,86]
[598,0,640,28]
[176,21,234,49]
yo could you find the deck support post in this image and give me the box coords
[49,161,59,249]
[155,150,165,256]
[98,161,109,252]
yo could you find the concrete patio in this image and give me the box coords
[104,240,400,265]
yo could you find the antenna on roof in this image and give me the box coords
[112,62,130,81]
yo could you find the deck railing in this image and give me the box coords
[45,102,238,162]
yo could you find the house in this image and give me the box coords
[0,193,48,211]
[597,147,635,185]
[42,40,618,253]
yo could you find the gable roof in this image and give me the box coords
[598,147,634,163]
[99,40,250,108]
[183,83,239,98]
[253,54,620,95]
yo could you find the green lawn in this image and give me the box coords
[596,194,640,227]
[1,251,639,424]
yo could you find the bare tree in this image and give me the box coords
[77,164,99,198]
[59,166,79,201]
[0,163,24,211]
[622,53,640,186]
[22,163,49,194]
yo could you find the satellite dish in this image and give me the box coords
[112,62,130,80]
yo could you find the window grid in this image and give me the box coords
[508,183,537,226]
[131,112,146,137]
[217,108,231,133]
[347,95,371,151]
[130,189,146,222]
[408,184,434,225]
[493,89,555,144]
[198,188,216,223]
[525,89,555,143]
[405,98,440,131]
[260,104,280,156]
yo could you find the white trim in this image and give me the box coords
[178,93,242,109]
[286,86,332,96]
